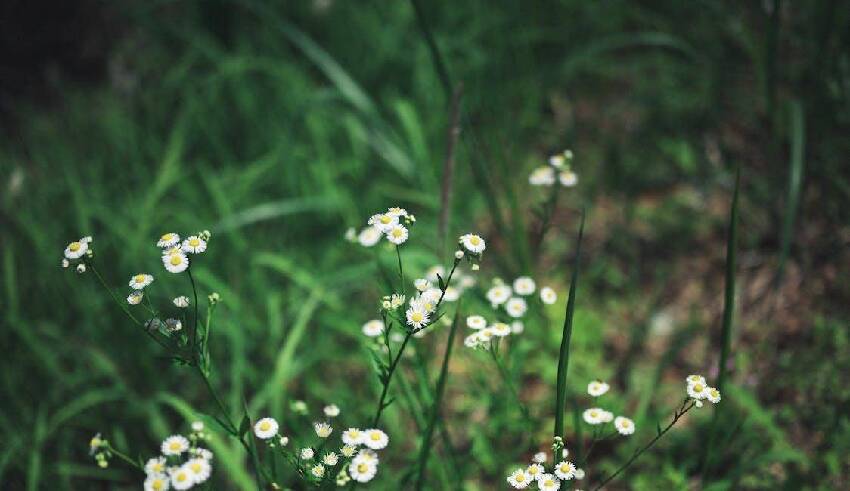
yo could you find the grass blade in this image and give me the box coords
[777,100,805,282]
[554,209,585,440]
[414,306,462,490]
[717,167,740,393]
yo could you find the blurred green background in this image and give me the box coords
[1,0,849,489]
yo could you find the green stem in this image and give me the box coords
[395,245,406,297]
[488,347,532,428]
[372,331,413,427]
[106,443,142,471]
[187,267,201,363]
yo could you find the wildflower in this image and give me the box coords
[540,287,558,305]
[345,227,357,242]
[64,239,89,259]
[386,224,409,245]
[466,315,487,330]
[554,460,576,480]
[686,374,706,386]
[76,263,87,273]
[279,436,289,447]
[387,207,409,218]
[165,318,182,333]
[526,463,545,481]
[323,452,339,466]
[310,464,326,478]
[341,444,357,457]
[538,473,561,490]
[599,410,614,423]
[505,297,528,318]
[253,418,279,439]
[559,170,578,187]
[529,166,556,186]
[368,213,399,232]
[161,435,189,456]
[614,416,635,435]
[291,400,308,414]
[687,381,709,400]
[186,457,212,484]
[349,458,377,483]
[390,294,405,309]
[443,286,460,301]
[191,421,204,432]
[414,278,430,291]
[163,252,189,273]
[182,236,207,254]
[464,332,484,349]
[145,456,167,475]
[314,422,333,438]
[129,274,154,290]
[324,404,340,418]
[533,452,547,463]
[491,323,511,337]
[89,433,104,455]
[62,258,70,268]
[587,381,610,397]
[208,292,221,305]
[363,429,389,450]
[157,233,180,248]
[362,319,385,337]
[127,291,144,305]
[507,468,532,489]
[574,468,585,480]
[582,408,605,425]
[300,448,315,460]
[513,277,536,296]
[170,465,193,490]
[144,474,170,491]
[511,321,525,334]
[405,307,429,329]
[455,250,464,259]
[707,387,722,404]
[192,448,213,460]
[357,226,382,247]
[459,233,486,254]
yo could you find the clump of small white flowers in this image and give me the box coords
[253,417,279,439]
[587,380,610,397]
[366,207,416,245]
[508,446,579,490]
[173,296,190,308]
[529,149,578,188]
[686,374,721,406]
[61,236,94,273]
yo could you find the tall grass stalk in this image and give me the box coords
[553,209,585,442]
[777,100,805,282]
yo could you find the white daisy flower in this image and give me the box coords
[310,464,325,478]
[466,315,487,330]
[314,422,333,438]
[414,278,430,291]
[538,473,561,490]
[505,297,528,318]
[324,404,340,418]
[253,418,279,439]
[145,456,167,475]
[363,429,389,450]
[582,408,604,425]
[687,381,710,400]
[163,252,189,273]
[490,323,512,337]
[464,333,483,349]
[511,321,525,334]
[358,226,382,247]
[157,233,180,248]
[706,387,721,404]
[615,416,635,435]
[322,452,339,466]
[342,428,364,446]
[127,291,144,305]
[540,287,558,305]
[170,465,193,490]
[300,448,315,460]
[387,207,409,218]
[173,296,190,308]
[362,319,385,337]
[390,293,406,309]
[559,170,578,187]
[507,468,532,489]
[144,473,170,491]
[442,286,461,302]
[686,374,707,386]
[455,250,465,259]
[599,410,614,423]
[513,276,536,296]
[554,460,576,480]
[526,463,545,481]
[182,236,207,254]
[64,239,88,259]
[386,224,409,245]
[574,468,585,480]
[529,166,555,186]
[549,155,565,168]
[165,318,182,332]
[533,452,547,463]
[459,233,486,254]
[368,213,399,232]
[161,435,189,456]
[192,448,213,461]
[587,381,610,397]
[186,457,212,484]
[405,307,429,329]
[341,444,357,457]
[129,274,154,290]
[349,458,377,483]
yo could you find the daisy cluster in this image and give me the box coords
[685,374,722,408]
[581,380,636,436]
[61,236,93,273]
[158,231,209,274]
[252,406,390,486]
[144,424,213,491]
[346,207,416,247]
[528,149,578,188]
[506,449,585,490]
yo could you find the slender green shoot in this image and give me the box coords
[777,100,805,282]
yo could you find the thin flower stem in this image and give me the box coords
[106,443,142,470]
[395,245,406,297]
[488,347,533,428]
[580,429,618,468]
[187,267,201,362]
[591,399,696,491]
[372,330,413,427]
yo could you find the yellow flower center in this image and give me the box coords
[694,383,704,392]
[152,463,163,472]
[516,474,525,482]
[370,432,381,441]
[545,479,555,486]
[470,236,480,245]
[69,242,81,252]
[411,312,423,323]
[392,229,402,237]
[191,462,202,472]
[590,410,599,417]
[161,233,173,241]
[169,255,182,266]
[710,389,719,397]
[560,464,569,472]
[380,215,392,224]
[152,480,164,491]
[134,274,145,283]
[176,473,187,482]
[169,442,181,451]
[529,467,539,475]
[259,421,271,431]
[189,238,200,247]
